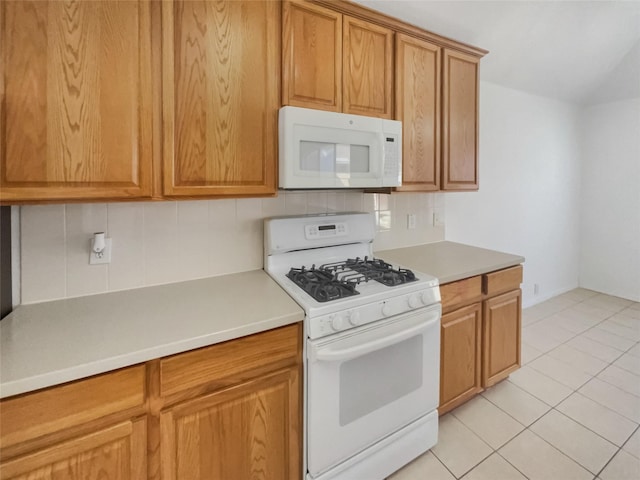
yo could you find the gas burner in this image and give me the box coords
[346,257,417,286]
[287,267,359,303]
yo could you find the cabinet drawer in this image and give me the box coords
[483,265,523,296]
[440,276,482,311]
[160,324,301,397]
[0,365,145,449]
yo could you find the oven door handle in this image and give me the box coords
[309,315,438,363]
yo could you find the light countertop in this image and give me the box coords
[0,270,303,399]
[377,241,525,284]
[1,241,523,400]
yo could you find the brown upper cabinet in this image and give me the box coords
[442,50,480,190]
[286,0,484,191]
[1,0,485,204]
[0,0,153,203]
[282,0,394,119]
[397,43,480,192]
[162,0,280,197]
[282,0,343,111]
[342,16,393,118]
[395,34,441,191]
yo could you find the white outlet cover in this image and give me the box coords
[407,213,417,229]
[89,238,112,265]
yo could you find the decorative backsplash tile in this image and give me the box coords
[19,191,445,304]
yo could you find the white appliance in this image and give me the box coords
[264,212,441,480]
[279,106,402,189]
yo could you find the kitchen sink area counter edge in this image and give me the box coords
[376,241,525,284]
[0,270,304,399]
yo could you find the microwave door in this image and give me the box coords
[289,127,382,189]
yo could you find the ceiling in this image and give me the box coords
[353,0,640,105]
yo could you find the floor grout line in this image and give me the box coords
[391,292,640,480]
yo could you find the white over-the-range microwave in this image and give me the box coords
[279,106,402,189]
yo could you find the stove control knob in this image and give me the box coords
[421,291,433,305]
[348,310,361,326]
[408,294,421,309]
[330,315,345,331]
[382,303,393,317]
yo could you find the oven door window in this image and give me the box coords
[340,335,422,425]
[306,307,440,477]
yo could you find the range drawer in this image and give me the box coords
[483,265,523,296]
[0,365,145,449]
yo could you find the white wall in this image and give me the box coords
[18,191,445,304]
[445,82,583,307]
[579,98,640,301]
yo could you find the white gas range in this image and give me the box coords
[264,212,442,480]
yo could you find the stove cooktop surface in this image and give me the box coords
[285,256,418,303]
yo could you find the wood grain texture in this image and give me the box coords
[439,302,483,415]
[395,33,440,191]
[342,15,393,119]
[483,289,522,387]
[160,324,301,398]
[312,0,488,58]
[0,0,153,203]
[0,366,145,450]
[160,367,300,480]
[483,265,523,296]
[163,0,279,197]
[282,0,342,111]
[442,49,479,191]
[440,276,482,312]
[0,323,303,479]
[0,418,146,480]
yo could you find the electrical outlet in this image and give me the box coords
[433,212,445,227]
[534,283,540,295]
[407,213,417,230]
[89,238,112,265]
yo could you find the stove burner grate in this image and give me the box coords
[286,266,359,303]
[345,257,417,287]
[286,257,418,302]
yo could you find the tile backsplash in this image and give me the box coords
[19,191,445,304]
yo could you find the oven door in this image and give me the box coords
[306,304,440,478]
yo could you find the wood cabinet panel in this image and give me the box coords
[483,289,522,387]
[440,276,482,312]
[162,0,279,197]
[439,302,482,415]
[160,367,300,480]
[160,324,301,397]
[342,16,393,119]
[483,265,524,296]
[282,0,342,111]
[395,34,441,191]
[0,419,146,480]
[442,49,479,191]
[0,0,153,202]
[0,366,145,450]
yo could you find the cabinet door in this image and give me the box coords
[282,0,342,111]
[160,367,300,480]
[163,0,279,197]
[439,302,482,415]
[483,289,522,387]
[0,419,146,480]
[442,49,479,191]
[395,34,441,191]
[0,0,153,203]
[342,16,393,119]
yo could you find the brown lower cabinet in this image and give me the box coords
[0,323,302,480]
[439,265,522,414]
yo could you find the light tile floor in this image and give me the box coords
[388,289,640,480]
